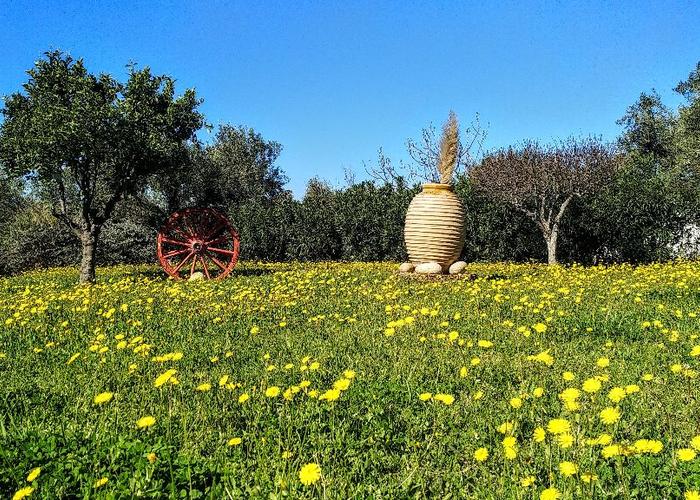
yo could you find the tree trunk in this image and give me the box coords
[79,226,101,283]
[545,230,558,265]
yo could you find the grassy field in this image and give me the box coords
[1,261,700,499]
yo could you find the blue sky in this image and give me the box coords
[1,1,699,196]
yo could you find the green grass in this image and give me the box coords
[1,261,700,498]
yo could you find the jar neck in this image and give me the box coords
[422,182,454,194]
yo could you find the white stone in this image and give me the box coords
[399,262,415,273]
[448,261,468,275]
[188,271,205,282]
[414,262,443,275]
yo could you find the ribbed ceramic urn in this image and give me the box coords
[404,183,466,269]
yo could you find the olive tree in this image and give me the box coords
[0,51,204,282]
[471,138,619,264]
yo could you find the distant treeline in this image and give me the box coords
[1,55,699,276]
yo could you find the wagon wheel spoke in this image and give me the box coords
[178,211,197,239]
[203,220,226,242]
[163,248,190,259]
[201,256,211,279]
[190,255,197,277]
[206,252,228,270]
[170,224,193,242]
[206,234,230,246]
[208,247,236,256]
[173,252,195,274]
[161,237,190,248]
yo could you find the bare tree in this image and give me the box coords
[366,111,486,186]
[470,137,620,264]
[364,147,407,186]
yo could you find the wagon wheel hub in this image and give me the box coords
[156,207,240,280]
[191,240,204,253]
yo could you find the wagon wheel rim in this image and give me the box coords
[157,207,240,280]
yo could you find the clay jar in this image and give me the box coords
[404,183,466,270]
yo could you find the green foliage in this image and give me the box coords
[0,50,204,282]
[456,176,544,262]
[333,181,415,262]
[154,125,287,214]
[675,62,700,170]
[0,201,79,274]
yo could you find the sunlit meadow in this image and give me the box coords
[1,261,700,498]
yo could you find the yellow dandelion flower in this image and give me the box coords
[433,393,455,405]
[136,415,156,429]
[547,419,571,435]
[26,467,41,482]
[418,392,432,401]
[502,436,517,448]
[520,475,535,487]
[12,486,34,500]
[690,436,700,451]
[534,427,546,442]
[299,463,321,485]
[93,392,113,404]
[602,444,622,458]
[319,389,341,401]
[607,387,626,403]
[333,378,351,391]
[154,369,177,388]
[582,377,602,393]
[227,437,242,446]
[677,448,697,461]
[527,350,554,366]
[581,472,598,483]
[559,388,581,402]
[558,461,577,476]
[94,477,108,488]
[474,447,489,462]
[265,386,281,398]
[556,433,574,448]
[497,421,515,434]
[599,407,621,425]
[238,393,250,404]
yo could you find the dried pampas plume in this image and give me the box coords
[437,111,459,184]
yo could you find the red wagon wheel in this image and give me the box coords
[157,207,240,280]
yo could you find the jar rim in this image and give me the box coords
[422,182,453,190]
